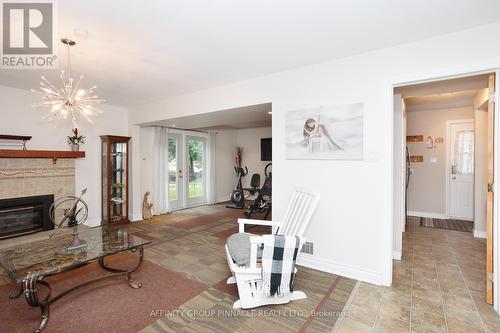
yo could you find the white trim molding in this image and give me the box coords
[407,211,447,219]
[84,218,101,228]
[297,254,384,286]
[392,251,402,260]
[474,229,487,239]
[130,213,143,222]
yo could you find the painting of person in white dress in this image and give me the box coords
[286,103,363,160]
[303,116,344,153]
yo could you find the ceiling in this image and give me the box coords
[144,103,272,130]
[1,1,500,108]
[397,73,490,112]
[404,90,478,112]
[394,74,490,98]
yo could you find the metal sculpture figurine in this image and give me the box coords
[49,188,89,250]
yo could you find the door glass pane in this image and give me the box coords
[188,139,204,198]
[110,142,127,223]
[454,130,474,175]
[168,138,178,201]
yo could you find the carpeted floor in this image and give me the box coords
[0,254,207,333]
[419,217,473,233]
[0,205,356,333]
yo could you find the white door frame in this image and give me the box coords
[386,65,500,313]
[392,94,406,260]
[445,119,475,220]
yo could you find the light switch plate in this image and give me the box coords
[430,157,437,163]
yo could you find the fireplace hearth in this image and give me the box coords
[0,195,54,239]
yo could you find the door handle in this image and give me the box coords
[451,165,457,174]
[452,176,456,180]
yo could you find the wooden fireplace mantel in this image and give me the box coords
[0,149,85,164]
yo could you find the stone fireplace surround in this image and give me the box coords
[0,158,76,241]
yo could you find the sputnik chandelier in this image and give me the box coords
[32,38,103,125]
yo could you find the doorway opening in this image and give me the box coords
[141,103,272,216]
[392,72,498,314]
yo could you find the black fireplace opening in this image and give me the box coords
[0,195,54,240]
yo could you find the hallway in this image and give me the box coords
[336,217,499,333]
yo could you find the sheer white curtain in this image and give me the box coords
[454,130,474,175]
[152,127,169,214]
[206,131,217,205]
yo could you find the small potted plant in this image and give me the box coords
[67,128,86,151]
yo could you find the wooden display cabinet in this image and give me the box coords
[101,135,131,225]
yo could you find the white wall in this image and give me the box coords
[407,107,474,216]
[139,127,154,209]
[236,127,272,189]
[0,85,129,227]
[129,22,500,285]
[474,88,490,237]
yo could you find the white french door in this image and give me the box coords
[168,133,184,210]
[185,135,207,206]
[448,120,474,220]
[167,131,207,209]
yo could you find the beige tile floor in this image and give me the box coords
[334,217,500,333]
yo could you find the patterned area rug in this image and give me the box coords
[419,217,473,232]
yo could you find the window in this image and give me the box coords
[454,130,474,175]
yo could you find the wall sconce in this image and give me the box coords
[426,136,434,149]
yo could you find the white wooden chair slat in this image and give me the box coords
[280,191,303,235]
[284,192,309,236]
[225,189,320,309]
[292,194,311,235]
[276,191,299,234]
[295,194,315,236]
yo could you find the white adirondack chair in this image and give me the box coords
[225,190,320,309]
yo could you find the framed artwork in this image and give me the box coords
[285,103,364,160]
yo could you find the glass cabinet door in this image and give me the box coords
[101,135,130,225]
[110,142,127,223]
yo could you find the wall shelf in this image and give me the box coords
[409,155,424,163]
[406,135,424,142]
[0,149,85,164]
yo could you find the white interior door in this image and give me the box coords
[168,133,184,210]
[449,120,474,220]
[185,135,207,206]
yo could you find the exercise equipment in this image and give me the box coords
[226,166,249,209]
[244,163,272,219]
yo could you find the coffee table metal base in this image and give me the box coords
[10,246,145,333]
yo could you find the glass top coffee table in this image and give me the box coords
[0,226,150,333]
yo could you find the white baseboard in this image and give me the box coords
[84,218,101,228]
[392,250,402,260]
[408,211,447,219]
[473,230,487,239]
[297,254,384,286]
[130,213,143,222]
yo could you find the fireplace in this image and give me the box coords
[0,195,54,240]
